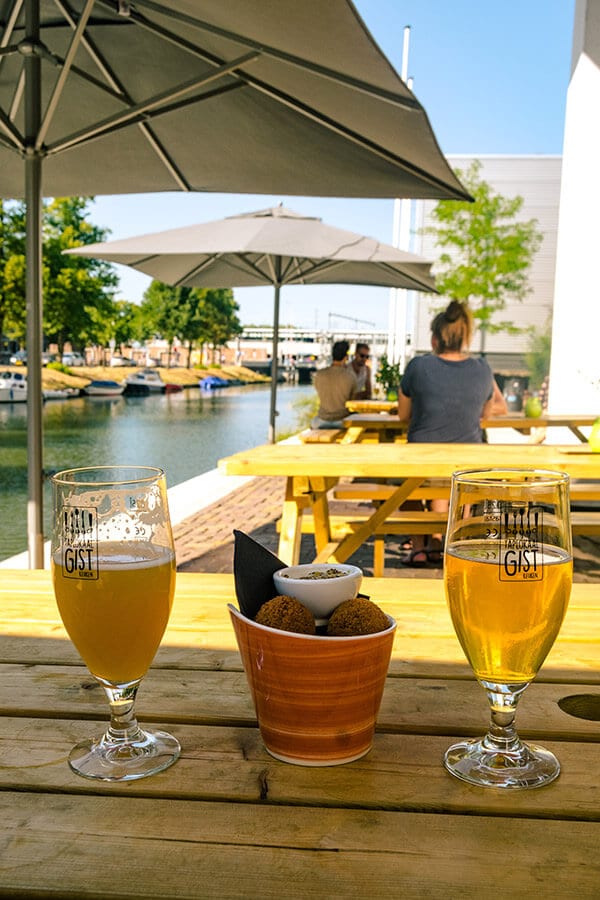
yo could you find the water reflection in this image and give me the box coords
[0,383,312,561]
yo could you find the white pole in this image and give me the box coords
[388,27,412,368]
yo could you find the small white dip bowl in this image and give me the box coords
[273,563,363,624]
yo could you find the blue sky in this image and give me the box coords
[91,0,575,331]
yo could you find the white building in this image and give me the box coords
[548,0,600,414]
[405,154,562,377]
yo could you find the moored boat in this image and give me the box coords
[124,368,183,395]
[43,387,81,401]
[124,368,166,394]
[0,370,27,403]
[83,380,125,396]
[199,375,230,390]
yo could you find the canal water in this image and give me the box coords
[0,382,314,562]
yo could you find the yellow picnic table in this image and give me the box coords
[345,398,397,414]
[342,412,599,444]
[218,442,600,568]
[1,569,599,897]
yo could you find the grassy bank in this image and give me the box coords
[5,364,270,392]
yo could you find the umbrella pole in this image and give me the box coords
[268,274,282,444]
[25,0,45,568]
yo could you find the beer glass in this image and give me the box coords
[444,468,572,789]
[51,466,180,781]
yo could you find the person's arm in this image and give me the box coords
[482,380,508,418]
[397,389,412,423]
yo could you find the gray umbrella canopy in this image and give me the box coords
[0,1,469,201]
[0,0,467,566]
[68,205,438,442]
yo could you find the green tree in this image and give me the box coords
[0,201,29,341]
[140,282,242,367]
[424,160,543,355]
[194,288,242,365]
[140,282,190,366]
[42,197,118,352]
[0,196,118,352]
[525,320,552,390]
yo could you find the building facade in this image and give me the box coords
[407,154,562,375]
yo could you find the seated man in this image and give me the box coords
[348,342,372,400]
[311,340,358,429]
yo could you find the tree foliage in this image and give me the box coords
[0,198,244,362]
[424,160,543,354]
[0,201,29,340]
[0,196,118,351]
[141,282,242,367]
[525,320,552,390]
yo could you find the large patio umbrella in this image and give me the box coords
[1,1,468,566]
[67,205,438,442]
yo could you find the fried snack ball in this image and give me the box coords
[255,595,316,635]
[327,597,389,636]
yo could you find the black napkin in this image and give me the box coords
[233,530,287,620]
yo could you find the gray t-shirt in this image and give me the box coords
[401,354,494,443]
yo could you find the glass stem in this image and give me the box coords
[103,682,145,744]
[481,684,528,754]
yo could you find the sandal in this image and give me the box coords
[425,549,443,565]
[424,539,444,565]
[401,549,428,568]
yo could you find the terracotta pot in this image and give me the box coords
[228,604,396,766]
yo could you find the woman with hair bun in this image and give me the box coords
[397,300,506,565]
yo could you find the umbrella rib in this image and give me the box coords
[377,261,438,292]
[0,0,25,150]
[129,0,420,113]
[179,253,275,287]
[0,103,23,150]
[51,0,190,189]
[172,255,220,286]
[37,0,96,149]
[285,259,347,283]
[45,50,260,155]
[235,73,457,198]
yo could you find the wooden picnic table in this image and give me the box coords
[342,412,599,444]
[218,442,600,567]
[1,568,599,898]
[345,398,397,414]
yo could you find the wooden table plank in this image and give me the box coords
[0,574,598,681]
[2,793,599,898]
[341,413,598,443]
[1,664,598,742]
[1,721,600,820]
[219,442,600,479]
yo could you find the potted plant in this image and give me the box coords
[375,354,403,400]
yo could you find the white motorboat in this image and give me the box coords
[83,380,126,396]
[124,368,167,394]
[43,387,81,401]
[0,370,27,402]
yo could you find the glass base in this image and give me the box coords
[444,737,560,789]
[68,728,181,782]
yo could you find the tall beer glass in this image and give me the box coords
[444,468,572,789]
[51,466,180,781]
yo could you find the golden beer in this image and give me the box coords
[52,541,175,684]
[445,541,572,683]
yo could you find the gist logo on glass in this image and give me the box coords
[498,505,543,582]
[61,505,99,579]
